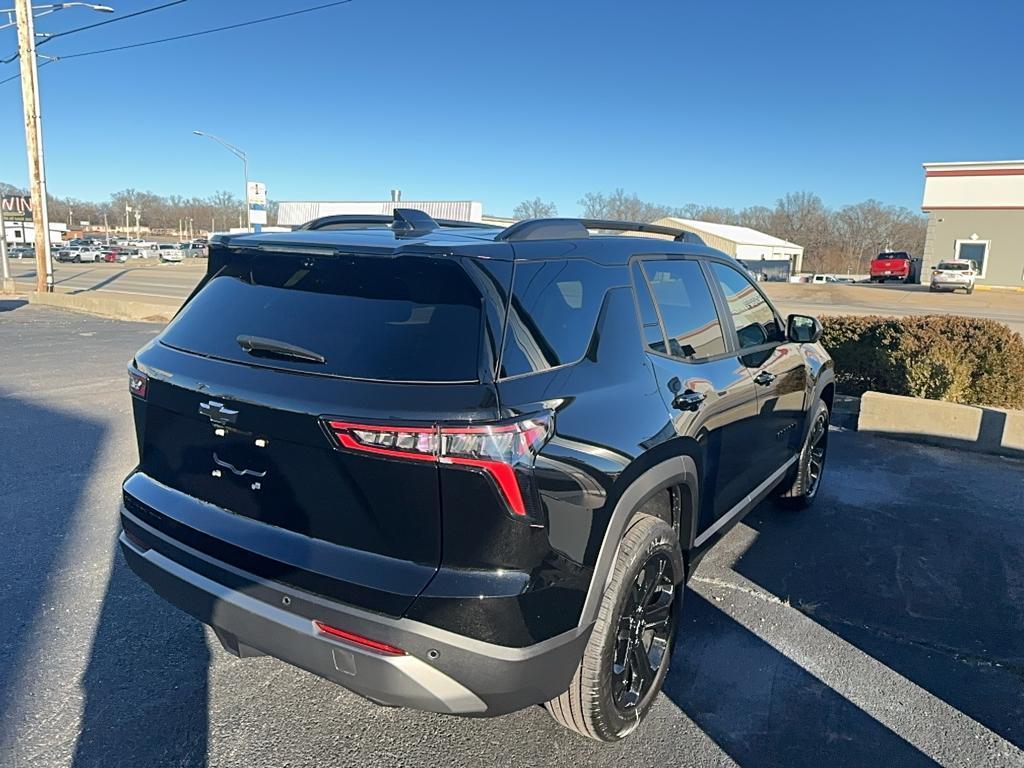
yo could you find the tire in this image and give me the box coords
[967,286,974,295]
[777,399,830,509]
[546,515,683,742]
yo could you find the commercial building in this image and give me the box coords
[922,160,1024,287]
[652,217,804,280]
[276,198,486,228]
[2,220,68,246]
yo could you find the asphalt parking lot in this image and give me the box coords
[1,302,1023,767]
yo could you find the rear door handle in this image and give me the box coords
[672,390,706,412]
[753,371,776,386]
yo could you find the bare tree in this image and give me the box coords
[512,197,558,220]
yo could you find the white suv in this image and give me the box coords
[930,260,978,294]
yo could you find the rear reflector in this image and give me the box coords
[313,621,406,655]
[128,365,148,399]
[325,415,552,516]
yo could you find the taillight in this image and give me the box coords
[325,414,552,517]
[128,366,148,399]
[313,621,406,655]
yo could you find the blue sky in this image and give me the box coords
[1,0,1021,216]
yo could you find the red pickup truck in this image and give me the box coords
[870,252,912,283]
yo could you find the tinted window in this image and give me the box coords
[642,260,726,359]
[709,262,784,349]
[161,252,483,382]
[500,259,620,377]
[631,262,667,353]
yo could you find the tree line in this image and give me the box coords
[0,181,278,234]
[516,190,927,274]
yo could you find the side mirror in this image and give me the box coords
[787,314,822,344]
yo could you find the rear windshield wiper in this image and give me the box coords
[236,335,326,364]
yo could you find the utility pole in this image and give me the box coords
[125,203,131,240]
[134,209,140,240]
[15,0,54,293]
[103,210,109,244]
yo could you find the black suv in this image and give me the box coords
[121,210,833,741]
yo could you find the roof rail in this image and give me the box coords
[497,218,705,245]
[296,211,500,233]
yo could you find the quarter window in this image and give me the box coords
[709,262,784,349]
[500,259,620,378]
[642,260,726,359]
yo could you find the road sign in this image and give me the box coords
[247,182,267,206]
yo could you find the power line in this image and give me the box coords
[58,0,353,59]
[0,0,354,86]
[2,0,192,65]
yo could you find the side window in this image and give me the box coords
[709,262,785,349]
[500,259,620,378]
[630,262,667,354]
[642,259,727,360]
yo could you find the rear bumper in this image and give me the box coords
[120,507,592,717]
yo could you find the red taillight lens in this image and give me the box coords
[326,415,552,516]
[128,366,148,399]
[313,621,406,655]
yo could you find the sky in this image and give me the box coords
[1,0,1022,217]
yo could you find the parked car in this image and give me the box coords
[57,246,100,263]
[156,243,184,263]
[102,248,130,263]
[180,242,207,257]
[930,259,978,294]
[869,251,912,282]
[120,210,834,742]
[9,246,34,259]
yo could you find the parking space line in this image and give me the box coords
[691,570,1023,766]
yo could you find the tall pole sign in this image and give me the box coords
[247,181,267,234]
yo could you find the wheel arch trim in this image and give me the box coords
[578,454,699,627]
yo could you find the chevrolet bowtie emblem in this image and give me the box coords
[199,400,238,425]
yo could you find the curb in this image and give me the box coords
[28,291,176,323]
[858,391,1024,459]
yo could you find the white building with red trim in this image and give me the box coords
[922,160,1024,287]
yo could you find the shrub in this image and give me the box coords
[820,314,1024,409]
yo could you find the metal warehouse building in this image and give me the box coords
[276,199,485,227]
[652,217,804,281]
[922,160,1024,287]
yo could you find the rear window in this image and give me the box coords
[160,252,484,382]
[937,262,970,271]
[874,252,910,260]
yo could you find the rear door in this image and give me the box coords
[131,247,511,616]
[632,256,760,532]
[705,261,807,475]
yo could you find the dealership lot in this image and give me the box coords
[1,303,1022,767]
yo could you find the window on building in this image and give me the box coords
[641,259,726,360]
[709,262,785,349]
[955,240,990,278]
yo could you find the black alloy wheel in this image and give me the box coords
[804,407,829,500]
[611,552,676,712]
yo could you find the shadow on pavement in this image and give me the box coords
[70,522,210,768]
[0,389,210,767]
[0,392,106,741]
[732,432,1024,749]
[0,299,28,312]
[664,592,939,767]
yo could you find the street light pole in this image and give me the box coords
[192,130,250,232]
[0,196,13,293]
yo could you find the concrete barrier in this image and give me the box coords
[858,391,1024,458]
[28,291,176,323]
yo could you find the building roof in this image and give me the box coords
[923,160,1024,172]
[654,217,801,249]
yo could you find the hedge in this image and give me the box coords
[819,314,1024,409]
